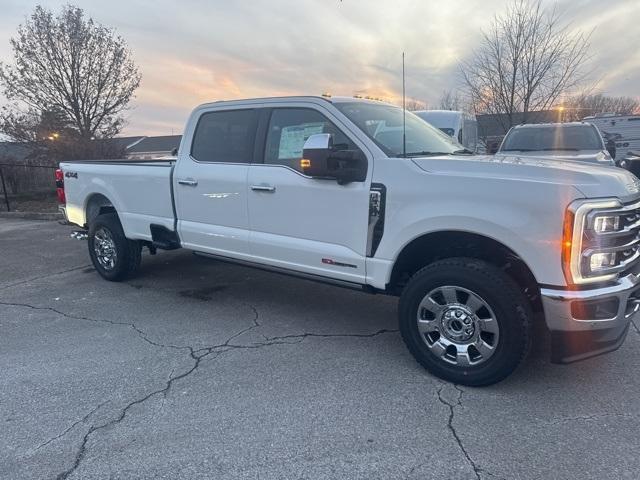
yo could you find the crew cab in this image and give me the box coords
[58,96,640,386]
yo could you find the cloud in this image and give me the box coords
[0,0,637,135]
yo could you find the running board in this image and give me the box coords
[193,251,375,293]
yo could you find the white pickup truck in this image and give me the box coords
[58,96,640,386]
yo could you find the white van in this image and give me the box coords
[582,114,640,160]
[414,110,478,152]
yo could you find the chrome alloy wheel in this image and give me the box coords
[416,286,499,366]
[93,227,117,271]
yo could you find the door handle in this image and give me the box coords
[250,185,276,192]
[178,179,198,187]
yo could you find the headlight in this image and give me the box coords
[562,199,640,285]
[589,252,617,271]
[593,215,621,233]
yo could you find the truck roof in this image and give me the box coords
[195,95,390,110]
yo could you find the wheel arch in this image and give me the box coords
[388,230,541,311]
[84,193,117,227]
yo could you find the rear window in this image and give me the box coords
[191,109,258,163]
[500,125,603,152]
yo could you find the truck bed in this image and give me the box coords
[60,158,176,241]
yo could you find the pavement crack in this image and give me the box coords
[404,462,426,479]
[193,327,399,358]
[6,300,397,479]
[32,401,109,453]
[193,303,262,357]
[0,301,192,353]
[262,328,399,343]
[53,309,263,480]
[436,384,482,480]
[0,265,92,292]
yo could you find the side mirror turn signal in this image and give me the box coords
[301,134,367,184]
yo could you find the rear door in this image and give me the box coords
[174,108,258,258]
[247,105,372,284]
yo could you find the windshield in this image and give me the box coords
[334,102,461,157]
[500,125,604,152]
[438,127,455,137]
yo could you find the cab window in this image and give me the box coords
[264,108,359,171]
[191,109,258,163]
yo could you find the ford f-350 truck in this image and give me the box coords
[58,96,640,386]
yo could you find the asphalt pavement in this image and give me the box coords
[1,218,639,479]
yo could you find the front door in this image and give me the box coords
[247,106,371,284]
[174,108,258,258]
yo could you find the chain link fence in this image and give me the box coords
[0,163,58,212]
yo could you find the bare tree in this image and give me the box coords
[0,4,140,159]
[563,93,639,121]
[438,90,461,111]
[404,98,427,111]
[460,0,590,132]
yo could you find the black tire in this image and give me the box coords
[399,257,531,386]
[88,212,141,281]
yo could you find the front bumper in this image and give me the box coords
[541,273,639,363]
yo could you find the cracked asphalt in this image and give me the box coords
[1,218,639,480]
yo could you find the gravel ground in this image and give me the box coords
[1,218,639,479]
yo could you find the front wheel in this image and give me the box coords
[399,258,531,386]
[88,213,141,281]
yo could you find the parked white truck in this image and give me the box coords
[58,96,640,386]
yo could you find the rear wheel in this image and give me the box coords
[88,213,141,281]
[399,257,531,386]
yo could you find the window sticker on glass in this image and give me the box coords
[278,122,325,159]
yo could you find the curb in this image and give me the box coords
[0,211,63,221]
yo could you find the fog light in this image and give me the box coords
[571,297,619,320]
[590,252,617,272]
[593,215,621,233]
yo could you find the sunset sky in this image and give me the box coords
[0,0,638,136]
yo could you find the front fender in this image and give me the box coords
[374,183,584,287]
[387,217,554,284]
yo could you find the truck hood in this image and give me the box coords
[410,154,640,199]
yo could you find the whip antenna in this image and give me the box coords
[402,52,406,157]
